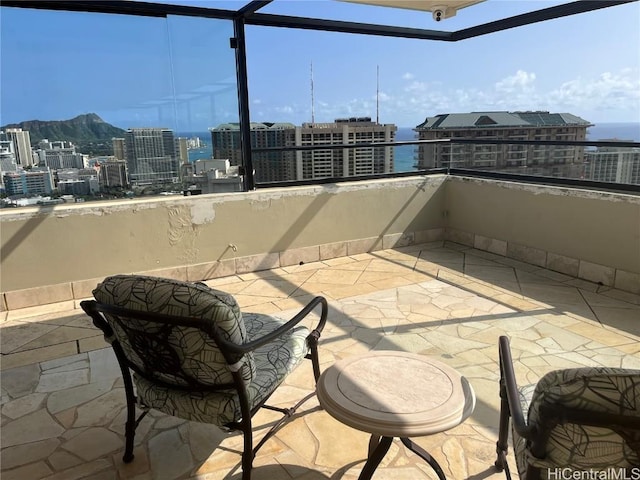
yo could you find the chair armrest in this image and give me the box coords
[220,296,328,354]
[499,335,536,439]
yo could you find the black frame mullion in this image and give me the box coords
[0,0,237,19]
[232,16,256,191]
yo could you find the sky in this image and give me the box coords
[1,0,639,131]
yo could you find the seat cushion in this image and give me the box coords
[513,368,640,479]
[134,312,310,426]
[93,275,254,387]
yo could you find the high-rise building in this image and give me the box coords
[211,118,396,182]
[175,137,189,166]
[3,168,54,196]
[1,128,34,167]
[414,111,592,177]
[112,138,126,160]
[585,144,640,185]
[38,145,86,170]
[211,122,297,183]
[295,117,396,180]
[99,158,129,188]
[0,139,18,173]
[123,128,179,185]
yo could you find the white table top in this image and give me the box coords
[316,351,476,437]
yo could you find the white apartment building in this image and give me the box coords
[1,128,34,167]
[0,139,18,173]
[38,147,86,169]
[211,119,396,183]
[585,145,640,185]
[295,117,396,180]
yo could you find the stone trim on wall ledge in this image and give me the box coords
[2,225,638,321]
[447,227,640,295]
[0,228,444,319]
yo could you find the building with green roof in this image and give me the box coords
[415,111,592,177]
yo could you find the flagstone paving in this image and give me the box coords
[1,241,639,479]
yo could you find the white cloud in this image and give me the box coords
[256,68,639,125]
[494,70,536,93]
[548,70,640,111]
[382,68,639,124]
[402,72,415,80]
[404,80,430,93]
[275,105,294,114]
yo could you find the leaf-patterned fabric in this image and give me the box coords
[93,275,311,427]
[93,275,255,387]
[513,368,640,479]
[135,312,310,426]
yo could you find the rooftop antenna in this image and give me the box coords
[311,61,315,124]
[376,65,380,124]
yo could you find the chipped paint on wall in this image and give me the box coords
[0,176,447,223]
[167,205,200,264]
[190,202,216,225]
[250,199,272,211]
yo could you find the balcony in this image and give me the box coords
[2,0,639,477]
[2,174,639,479]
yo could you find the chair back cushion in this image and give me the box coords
[526,367,640,469]
[93,275,255,388]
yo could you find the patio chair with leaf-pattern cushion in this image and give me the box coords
[494,335,640,479]
[80,274,327,480]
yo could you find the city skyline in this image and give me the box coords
[1,1,639,132]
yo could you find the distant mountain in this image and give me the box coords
[2,113,126,145]
[2,113,127,156]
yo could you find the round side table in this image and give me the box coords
[316,350,476,480]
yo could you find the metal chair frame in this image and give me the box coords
[494,335,640,479]
[81,295,327,480]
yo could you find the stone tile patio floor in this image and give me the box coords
[2,241,639,479]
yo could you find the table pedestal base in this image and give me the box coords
[359,435,446,480]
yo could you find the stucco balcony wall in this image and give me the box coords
[0,176,447,298]
[445,176,640,293]
[1,174,639,316]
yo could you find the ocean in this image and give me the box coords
[184,123,640,174]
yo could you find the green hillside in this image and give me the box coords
[2,113,126,156]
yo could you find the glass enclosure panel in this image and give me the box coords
[0,7,238,205]
[166,15,240,195]
[245,1,639,185]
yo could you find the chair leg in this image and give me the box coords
[121,367,137,463]
[122,400,136,463]
[495,378,511,478]
[240,413,254,480]
[307,330,322,383]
